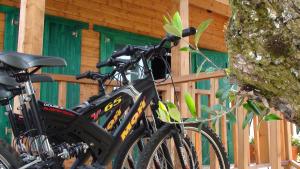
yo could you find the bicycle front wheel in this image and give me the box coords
[136,124,199,169]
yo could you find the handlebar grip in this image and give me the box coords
[182,27,196,37]
[167,27,197,42]
[76,71,90,80]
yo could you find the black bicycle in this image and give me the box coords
[0,27,228,169]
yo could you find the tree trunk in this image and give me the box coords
[226,0,300,125]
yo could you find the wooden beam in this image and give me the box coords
[190,0,231,17]
[258,121,270,163]
[171,0,190,117]
[236,101,249,169]
[269,111,281,169]
[14,0,45,112]
[58,82,67,107]
[283,121,292,160]
[158,70,226,85]
[18,0,45,54]
[253,116,262,164]
[209,78,220,169]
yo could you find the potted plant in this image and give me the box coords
[292,137,300,161]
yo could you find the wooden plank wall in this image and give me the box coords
[80,29,99,102]
[0,12,4,51]
[0,0,229,102]
[0,0,228,52]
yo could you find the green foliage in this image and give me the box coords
[163,11,183,37]
[292,137,300,148]
[184,92,197,118]
[263,113,282,121]
[227,112,237,124]
[157,101,171,122]
[159,11,283,130]
[195,19,213,47]
[166,102,181,122]
[157,101,181,123]
[242,112,254,129]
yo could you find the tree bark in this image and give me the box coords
[226,0,300,125]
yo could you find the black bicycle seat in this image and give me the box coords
[0,52,67,70]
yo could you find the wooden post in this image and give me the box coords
[14,0,45,112]
[194,94,202,167]
[232,115,238,167]
[269,111,281,169]
[253,116,261,164]
[236,101,249,169]
[257,121,270,163]
[171,0,190,117]
[209,78,220,169]
[221,115,228,152]
[283,121,292,161]
[58,82,67,107]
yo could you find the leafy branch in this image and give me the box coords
[158,11,282,129]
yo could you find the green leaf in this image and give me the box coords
[163,15,170,25]
[247,100,261,116]
[166,102,181,122]
[171,11,183,37]
[163,24,182,37]
[227,112,237,124]
[243,102,252,112]
[216,88,224,99]
[180,46,191,52]
[157,109,171,123]
[184,92,197,118]
[263,113,282,121]
[195,19,213,46]
[242,112,254,129]
[158,101,168,113]
[225,68,231,76]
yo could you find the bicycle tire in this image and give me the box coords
[136,124,199,169]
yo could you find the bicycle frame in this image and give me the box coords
[7,56,162,167]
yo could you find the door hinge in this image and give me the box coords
[72,31,78,38]
[11,18,19,26]
[5,127,12,135]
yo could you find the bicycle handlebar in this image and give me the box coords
[92,27,196,84]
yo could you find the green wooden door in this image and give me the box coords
[0,7,19,143]
[41,17,87,108]
[191,50,234,164]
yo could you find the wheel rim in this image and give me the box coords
[185,126,227,169]
[121,137,149,169]
[146,135,195,169]
[0,154,10,169]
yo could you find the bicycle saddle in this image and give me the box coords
[0,52,67,70]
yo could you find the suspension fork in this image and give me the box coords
[5,103,20,137]
[173,126,188,169]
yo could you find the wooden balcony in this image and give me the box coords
[49,71,300,169]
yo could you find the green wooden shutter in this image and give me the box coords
[0,6,19,143]
[41,16,87,108]
[191,50,234,164]
[94,25,160,74]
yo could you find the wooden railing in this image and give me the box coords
[47,71,300,169]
